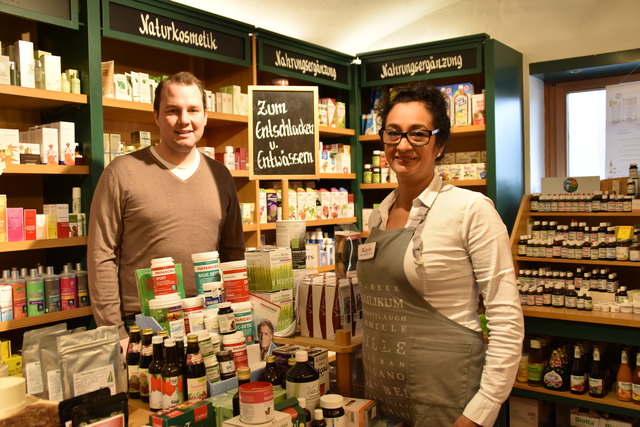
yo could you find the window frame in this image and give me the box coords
[545,73,640,177]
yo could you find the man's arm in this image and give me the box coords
[87,166,128,339]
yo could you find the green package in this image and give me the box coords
[135,264,186,316]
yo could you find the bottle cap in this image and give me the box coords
[164,338,176,347]
[152,335,164,344]
[320,393,343,409]
[314,409,324,421]
[297,397,306,409]
[295,350,308,362]
[129,325,141,333]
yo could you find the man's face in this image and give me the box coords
[259,324,272,347]
[154,83,207,155]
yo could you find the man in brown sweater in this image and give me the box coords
[88,72,245,340]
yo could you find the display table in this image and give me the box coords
[128,398,152,426]
[274,329,362,397]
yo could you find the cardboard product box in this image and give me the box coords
[0,194,6,243]
[32,127,59,165]
[1,340,22,376]
[223,410,292,427]
[349,278,363,337]
[35,214,47,240]
[43,121,75,165]
[0,54,10,85]
[238,93,248,116]
[334,101,347,128]
[139,72,151,103]
[319,104,329,126]
[129,71,142,102]
[56,204,70,238]
[14,40,35,88]
[319,98,337,127]
[24,209,36,240]
[252,288,295,333]
[297,277,313,337]
[509,396,551,427]
[101,60,115,97]
[324,277,352,340]
[569,408,601,427]
[343,397,377,427]
[296,188,308,221]
[114,73,131,100]
[0,128,20,165]
[6,207,23,242]
[149,399,213,427]
[476,163,486,180]
[598,415,637,427]
[208,392,235,427]
[467,151,482,163]
[463,163,478,180]
[448,164,462,181]
[245,247,295,292]
[41,54,61,91]
[221,92,233,114]
[437,85,454,119]
[131,131,151,148]
[311,274,326,338]
[472,92,486,125]
[455,151,471,164]
[361,208,373,232]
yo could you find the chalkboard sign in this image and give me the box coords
[249,86,319,178]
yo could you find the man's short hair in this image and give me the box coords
[153,71,207,113]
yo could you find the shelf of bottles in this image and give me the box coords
[513,336,640,417]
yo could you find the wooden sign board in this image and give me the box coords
[249,86,319,179]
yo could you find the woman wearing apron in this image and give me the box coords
[356,86,524,426]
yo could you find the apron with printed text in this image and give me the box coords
[357,203,486,426]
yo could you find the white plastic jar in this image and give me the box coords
[222,331,249,368]
[191,251,221,295]
[181,296,204,334]
[148,293,184,337]
[150,257,179,296]
[232,301,254,344]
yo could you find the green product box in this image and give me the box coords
[246,248,294,291]
[252,289,295,333]
[149,399,213,427]
[135,264,186,316]
[208,392,235,427]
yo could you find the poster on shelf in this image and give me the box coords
[540,176,600,195]
[605,81,640,178]
[249,86,319,179]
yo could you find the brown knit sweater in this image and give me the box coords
[87,148,245,337]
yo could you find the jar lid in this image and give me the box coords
[320,394,343,409]
[150,257,174,265]
[295,350,308,362]
[191,251,219,262]
[181,296,204,308]
[210,333,220,344]
[216,349,233,357]
[203,281,224,290]
[219,260,247,270]
[152,336,164,344]
[197,330,212,341]
[164,338,175,347]
[218,302,232,309]
[231,301,252,311]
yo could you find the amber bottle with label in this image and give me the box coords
[139,328,154,403]
[185,333,208,400]
[127,325,142,399]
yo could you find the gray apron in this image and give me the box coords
[357,198,486,426]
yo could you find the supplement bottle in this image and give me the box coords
[139,328,154,403]
[162,338,184,408]
[127,325,142,399]
[286,350,321,410]
[185,333,208,400]
[148,335,165,411]
[320,394,345,427]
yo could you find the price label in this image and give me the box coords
[616,226,633,240]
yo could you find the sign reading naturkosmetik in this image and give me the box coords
[260,43,350,87]
[106,1,247,62]
[364,47,478,84]
[249,86,319,178]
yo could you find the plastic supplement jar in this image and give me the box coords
[150,257,178,296]
[181,296,204,334]
[216,349,236,380]
[148,293,184,337]
[232,301,254,344]
[222,331,249,368]
[239,382,274,424]
[219,260,250,303]
[217,302,236,335]
[191,251,221,295]
[320,393,345,426]
[203,281,224,306]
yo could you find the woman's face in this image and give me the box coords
[383,101,441,186]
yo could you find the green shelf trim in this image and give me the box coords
[0,0,79,29]
[511,387,640,419]
[101,0,252,67]
[530,48,640,82]
[524,316,640,345]
[255,30,353,90]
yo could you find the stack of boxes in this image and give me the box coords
[0,121,77,167]
[318,97,347,128]
[102,131,152,166]
[435,150,487,181]
[258,185,354,224]
[319,143,351,174]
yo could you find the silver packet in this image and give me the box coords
[58,325,127,399]
[39,326,86,402]
[21,322,66,397]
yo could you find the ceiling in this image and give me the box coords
[171,0,640,64]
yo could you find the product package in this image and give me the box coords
[245,247,295,292]
[58,326,127,399]
[70,392,128,427]
[58,387,111,426]
[135,265,186,316]
[150,399,213,427]
[21,323,67,397]
[41,328,87,402]
[342,397,377,427]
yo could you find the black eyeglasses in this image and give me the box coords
[378,128,440,146]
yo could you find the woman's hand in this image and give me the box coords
[452,415,480,427]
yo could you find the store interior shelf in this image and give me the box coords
[319,127,355,137]
[274,333,362,354]
[2,164,90,175]
[514,256,640,267]
[522,306,640,328]
[230,170,249,178]
[512,382,640,418]
[0,237,88,253]
[102,97,248,125]
[358,125,485,142]
[317,265,335,273]
[0,84,87,109]
[258,217,356,231]
[242,224,258,232]
[361,179,486,190]
[529,212,640,217]
[0,306,94,332]
[319,173,356,179]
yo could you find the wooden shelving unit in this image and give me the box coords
[0,237,88,253]
[522,306,640,328]
[0,84,87,109]
[0,306,94,332]
[2,164,90,175]
[257,217,357,231]
[319,126,355,137]
[360,179,486,190]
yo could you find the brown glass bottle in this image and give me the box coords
[162,338,184,408]
[184,333,208,400]
[528,339,544,387]
[588,345,605,398]
[148,335,165,411]
[281,356,296,387]
[259,355,280,386]
[139,328,154,403]
[233,366,252,416]
[570,345,587,395]
[127,325,142,399]
[543,349,569,391]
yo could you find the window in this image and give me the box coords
[546,74,640,177]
